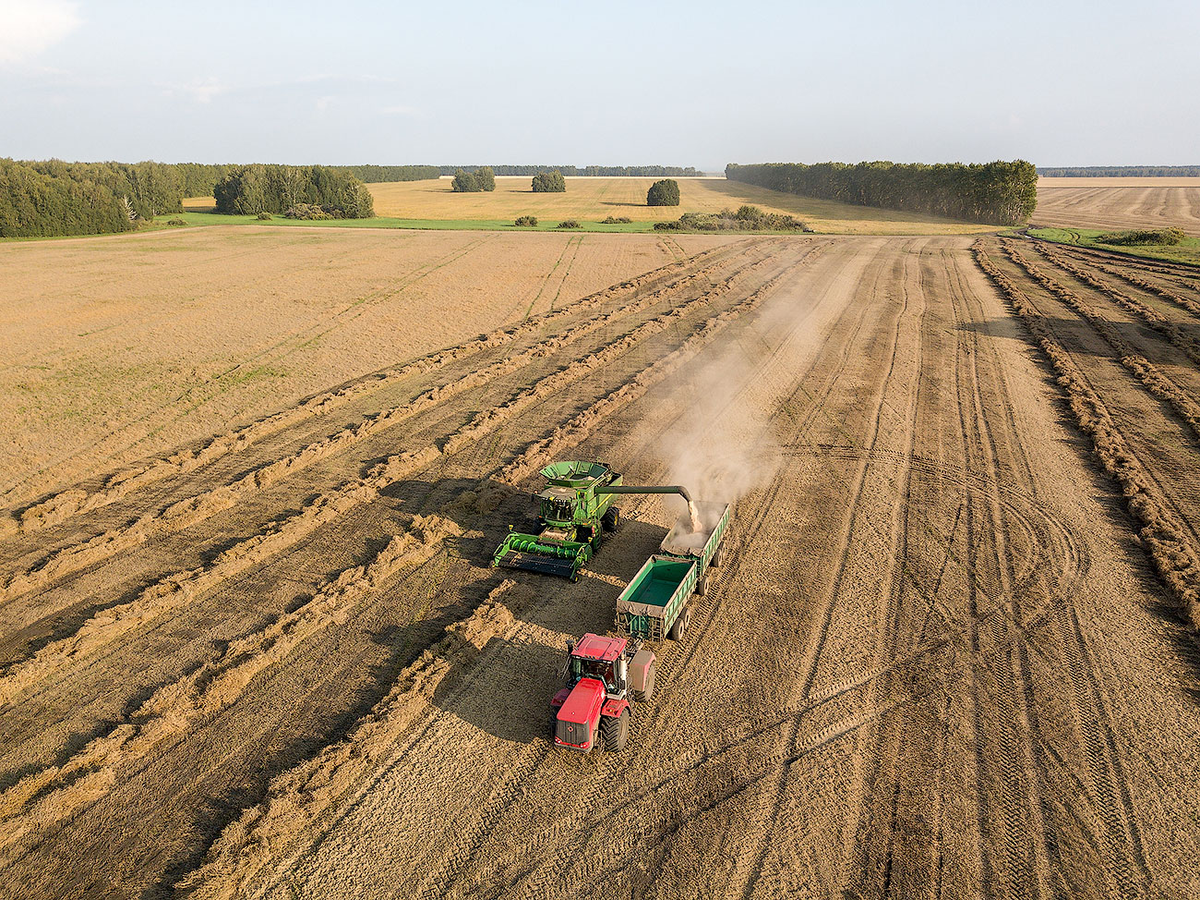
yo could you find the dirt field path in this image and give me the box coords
[0,236,1198,898]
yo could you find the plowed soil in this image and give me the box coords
[1035,177,1200,233]
[1,230,1198,899]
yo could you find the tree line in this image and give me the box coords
[437,165,703,177]
[213,165,374,218]
[1038,165,1200,177]
[725,160,1038,226]
[0,158,186,238]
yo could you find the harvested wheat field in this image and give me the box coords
[1035,177,1200,233]
[1,230,1199,899]
[0,226,731,508]
[367,176,1000,235]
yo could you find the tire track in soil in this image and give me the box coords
[977,242,1200,631]
[167,241,828,900]
[0,245,777,608]
[974,242,1189,896]
[0,249,801,710]
[1,242,746,540]
[723,241,921,900]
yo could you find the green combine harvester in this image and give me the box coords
[492,461,694,582]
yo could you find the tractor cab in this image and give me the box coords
[565,634,628,698]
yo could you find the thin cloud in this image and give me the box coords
[0,0,81,65]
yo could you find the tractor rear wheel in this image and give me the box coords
[601,708,630,751]
[602,506,621,532]
[633,664,656,702]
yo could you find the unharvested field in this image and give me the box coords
[0,233,1199,898]
[1036,176,1200,233]
[0,226,731,508]
[368,177,1000,234]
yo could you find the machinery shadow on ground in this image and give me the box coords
[430,632,563,745]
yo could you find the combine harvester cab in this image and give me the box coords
[615,500,731,642]
[550,633,656,752]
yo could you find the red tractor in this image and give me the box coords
[550,633,656,752]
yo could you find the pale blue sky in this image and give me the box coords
[1,0,1196,169]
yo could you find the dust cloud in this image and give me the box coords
[655,297,798,528]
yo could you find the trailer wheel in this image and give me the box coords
[710,546,724,568]
[633,664,656,702]
[602,506,621,533]
[601,708,630,751]
[695,571,708,597]
[668,605,689,640]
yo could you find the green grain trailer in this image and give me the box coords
[615,501,730,641]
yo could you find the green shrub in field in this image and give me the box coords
[556,219,581,229]
[532,171,566,192]
[514,215,538,227]
[256,212,272,220]
[601,215,632,224]
[167,217,187,226]
[283,203,333,220]
[451,167,495,192]
[1096,227,1185,246]
[654,205,808,232]
[646,179,680,207]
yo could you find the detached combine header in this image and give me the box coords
[492,461,693,582]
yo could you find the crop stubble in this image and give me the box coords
[0,231,1198,898]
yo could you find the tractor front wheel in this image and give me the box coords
[601,708,630,751]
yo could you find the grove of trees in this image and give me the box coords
[725,160,1038,225]
[531,171,567,193]
[451,166,496,192]
[0,158,186,237]
[213,165,374,217]
[646,179,680,206]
